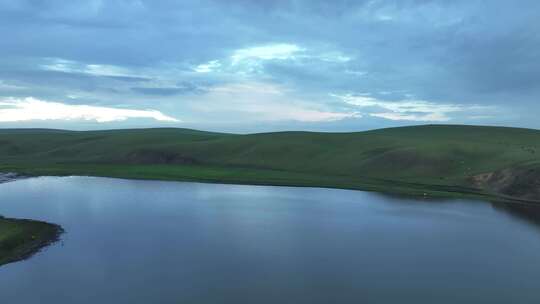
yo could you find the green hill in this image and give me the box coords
[1,125,540,203]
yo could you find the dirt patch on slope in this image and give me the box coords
[471,166,540,202]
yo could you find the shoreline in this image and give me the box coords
[4,165,539,206]
[0,172,27,184]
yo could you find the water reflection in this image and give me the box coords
[370,190,540,231]
[491,202,540,228]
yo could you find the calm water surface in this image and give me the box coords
[1,176,540,303]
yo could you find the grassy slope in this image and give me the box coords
[0,216,62,266]
[0,125,539,202]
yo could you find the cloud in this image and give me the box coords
[0,80,25,90]
[194,60,222,73]
[370,112,448,122]
[41,58,135,78]
[131,81,206,96]
[131,87,189,96]
[317,52,352,63]
[228,43,353,69]
[0,0,538,130]
[189,44,307,76]
[190,82,359,122]
[0,97,179,123]
[192,43,353,78]
[333,94,487,122]
[344,70,367,77]
[231,44,304,65]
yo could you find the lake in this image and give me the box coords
[1,176,540,303]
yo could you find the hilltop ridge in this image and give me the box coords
[1,124,539,203]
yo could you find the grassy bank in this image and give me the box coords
[0,124,539,203]
[0,216,63,267]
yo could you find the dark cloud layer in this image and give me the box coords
[1,0,539,130]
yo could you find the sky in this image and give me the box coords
[1,0,539,133]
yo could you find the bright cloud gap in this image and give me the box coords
[41,58,134,77]
[191,82,359,123]
[332,94,488,122]
[231,43,304,65]
[0,97,179,123]
[193,43,353,75]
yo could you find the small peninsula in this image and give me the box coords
[0,215,63,267]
